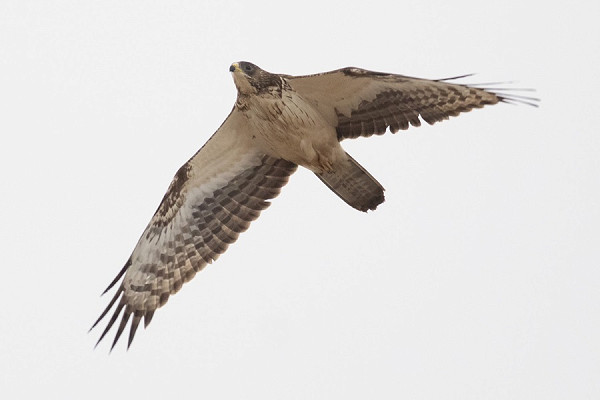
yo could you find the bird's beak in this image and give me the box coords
[229,63,241,73]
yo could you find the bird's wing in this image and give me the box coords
[287,67,533,140]
[91,109,297,350]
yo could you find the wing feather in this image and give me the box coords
[92,110,297,349]
[287,67,535,140]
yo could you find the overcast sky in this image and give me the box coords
[1,1,599,399]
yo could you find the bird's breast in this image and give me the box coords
[242,92,342,171]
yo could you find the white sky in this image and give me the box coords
[1,0,599,398]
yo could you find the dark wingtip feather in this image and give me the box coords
[110,308,132,351]
[144,310,155,328]
[90,286,123,332]
[436,73,476,82]
[469,81,540,108]
[127,312,143,349]
[496,93,540,108]
[101,259,131,295]
[95,300,126,349]
[434,73,540,108]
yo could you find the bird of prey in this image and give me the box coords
[91,62,536,350]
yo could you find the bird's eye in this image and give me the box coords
[244,65,252,72]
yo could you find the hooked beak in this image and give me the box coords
[229,63,241,73]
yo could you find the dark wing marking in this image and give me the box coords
[91,115,297,350]
[334,82,499,139]
[287,67,537,141]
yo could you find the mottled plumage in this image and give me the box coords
[92,62,536,350]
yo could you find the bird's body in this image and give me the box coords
[92,62,535,350]
[239,84,343,172]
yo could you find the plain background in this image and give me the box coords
[1,1,599,398]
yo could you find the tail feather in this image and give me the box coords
[316,153,385,212]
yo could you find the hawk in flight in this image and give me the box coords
[92,62,535,350]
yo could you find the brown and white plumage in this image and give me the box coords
[92,62,536,350]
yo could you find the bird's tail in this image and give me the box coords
[315,152,385,212]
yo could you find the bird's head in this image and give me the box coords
[229,61,282,96]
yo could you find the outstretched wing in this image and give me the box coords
[91,110,297,350]
[287,67,535,140]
